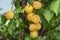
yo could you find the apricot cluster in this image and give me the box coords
[24,1,42,38]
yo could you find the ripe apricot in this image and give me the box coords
[29,24,37,31]
[27,13,34,21]
[30,31,38,38]
[5,10,14,19]
[33,1,42,9]
[32,15,40,23]
[36,23,41,30]
[24,5,33,14]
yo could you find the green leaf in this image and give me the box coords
[28,0,33,4]
[58,2,60,13]
[35,36,41,40]
[15,6,24,13]
[0,15,7,27]
[55,25,60,31]
[8,19,16,35]
[25,34,31,40]
[0,15,2,24]
[15,18,23,25]
[43,9,54,22]
[25,34,40,40]
[45,35,52,40]
[45,30,57,40]
[53,31,60,40]
[50,0,60,16]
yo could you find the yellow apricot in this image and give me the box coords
[36,23,41,30]
[33,1,42,9]
[27,13,34,21]
[30,31,38,38]
[32,15,40,23]
[5,10,14,19]
[29,24,37,31]
[24,5,33,14]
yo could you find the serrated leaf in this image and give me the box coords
[8,19,16,35]
[43,9,53,22]
[50,0,60,16]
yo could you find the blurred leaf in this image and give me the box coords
[28,0,33,4]
[19,22,25,32]
[42,17,52,32]
[35,36,41,40]
[15,6,24,13]
[45,35,52,40]
[43,9,54,22]
[53,31,60,40]
[0,15,7,27]
[25,34,31,40]
[25,34,40,40]
[45,30,57,40]
[15,16,25,31]
[55,25,60,31]
[50,0,60,16]
[8,19,16,35]
[15,18,23,25]
[58,3,60,13]
[0,15,2,24]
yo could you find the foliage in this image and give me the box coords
[0,0,60,40]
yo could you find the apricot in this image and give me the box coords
[27,13,34,21]
[32,15,40,23]
[30,31,38,38]
[24,5,33,14]
[5,10,14,19]
[36,23,41,30]
[29,24,37,31]
[33,1,42,9]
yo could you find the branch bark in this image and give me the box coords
[0,31,7,40]
[19,0,27,40]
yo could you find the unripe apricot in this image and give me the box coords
[33,1,42,9]
[30,31,38,38]
[24,5,33,14]
[5,10,14,19]
[32,15,40,23]
[29,24,37,31]
[36,23,41,30]
[27,13,34,21]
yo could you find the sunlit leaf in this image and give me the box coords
[43,9,54,22]
[50,0,60,16]
[8,19,16,35]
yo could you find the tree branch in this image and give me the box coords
[0,31,7,40]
